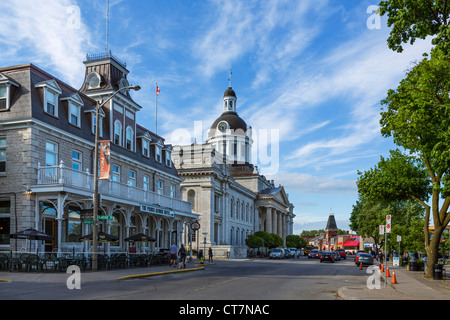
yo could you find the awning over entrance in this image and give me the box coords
[343,236,360,247]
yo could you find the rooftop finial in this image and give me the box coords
[228,66,232,87]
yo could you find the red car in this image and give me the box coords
[336,249,347,260]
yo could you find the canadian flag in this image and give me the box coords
[156,85,160,96]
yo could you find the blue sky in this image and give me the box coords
[0,0,433,233]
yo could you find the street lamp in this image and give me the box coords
[92,85,140,271]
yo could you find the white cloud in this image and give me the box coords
[0,0,93,87]
[266,172,356,195]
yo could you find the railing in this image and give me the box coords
[86,50,127,68]
[36,161,192,213]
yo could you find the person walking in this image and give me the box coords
[170,242,177,267]
[179,244,187,268]
[208,247,213,263]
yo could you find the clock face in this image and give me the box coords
[86,72,101,89]
[218,122,227,132]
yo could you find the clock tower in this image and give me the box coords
[207,86,252,165]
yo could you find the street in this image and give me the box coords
[0,255,369,300]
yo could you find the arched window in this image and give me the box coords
[188,190,196,211]
[230,198,234,218]
[114,120,122,146]
[126,127,133,151]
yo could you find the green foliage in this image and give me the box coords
[285,235,306,249]
[378,0,450,58]
[357,149,431,203]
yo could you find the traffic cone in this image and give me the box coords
[386,266,390,277]
[391,271,398,284]
[359,262,363,270]
[380,264,384,272]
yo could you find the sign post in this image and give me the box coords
[385,215,391,287]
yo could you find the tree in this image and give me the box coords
[379,0,450,58]
[350,195,425,254]
[286,235,306,249]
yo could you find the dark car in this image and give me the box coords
[357,253,374,266]
[320,251,335,263]
[308,250,320,259]
[354,251,366,264]
[336,249,346,260]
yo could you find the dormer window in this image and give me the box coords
[165,150,172,167]
[46,90,57,115]
[0,85,6,110]
[84,106,104,137]
[155,145,162,163]
[35,79,62,117]
[0,73,19,111]
[142,139,149,157]
[62,93,84,128]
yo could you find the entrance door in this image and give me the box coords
[128,227,136,253]
[44,218,57,253]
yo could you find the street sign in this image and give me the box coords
[397,235,402,242]
[379,225,384,235]
[190,221,200,231]
[98,215,113,220]
[386,215,391,233]
[83,220,94,224]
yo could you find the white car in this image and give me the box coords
[269,248,285,259]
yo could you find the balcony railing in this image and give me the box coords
[36,161,191,213]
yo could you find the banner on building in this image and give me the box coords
[99,140,111,180]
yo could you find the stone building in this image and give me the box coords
[0,52,196,255]
[173,86,295,258]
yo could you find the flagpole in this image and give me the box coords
[155,83,160,134]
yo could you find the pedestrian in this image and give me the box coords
[208,247,213,263]
[170,242,177,267]
[179,244,187,268]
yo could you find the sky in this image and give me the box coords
[0,0,433,234]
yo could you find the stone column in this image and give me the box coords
[266,207,272,233]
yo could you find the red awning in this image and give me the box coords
[343,237,360,247]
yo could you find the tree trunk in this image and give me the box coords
[425,226,444,277]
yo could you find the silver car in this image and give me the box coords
[269,248,285,259]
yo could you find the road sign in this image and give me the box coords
[397,235,402,242]
[379,225,384,235]
[83,220,94,224]
[98,215,113,220]
[190,221,200,231]
[386,215,391,233]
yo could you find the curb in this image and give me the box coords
[117,266,205,280]
[0,279,11,283]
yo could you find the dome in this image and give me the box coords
[210,112,247,134]
[223,87,236,98]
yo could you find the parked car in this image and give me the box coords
[284,248,292,258]
[331,251,340,261]
[336,249,346,259]
[320,251,335,263]
[357,253,374,266]
[269,248,285,259]
[308,249,320,259]
[354,251,366,264]
[289,248,299,258]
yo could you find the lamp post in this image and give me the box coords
[92,85,140,271]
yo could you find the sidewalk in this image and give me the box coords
[0,259,208,284]
[338,264,450,300]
